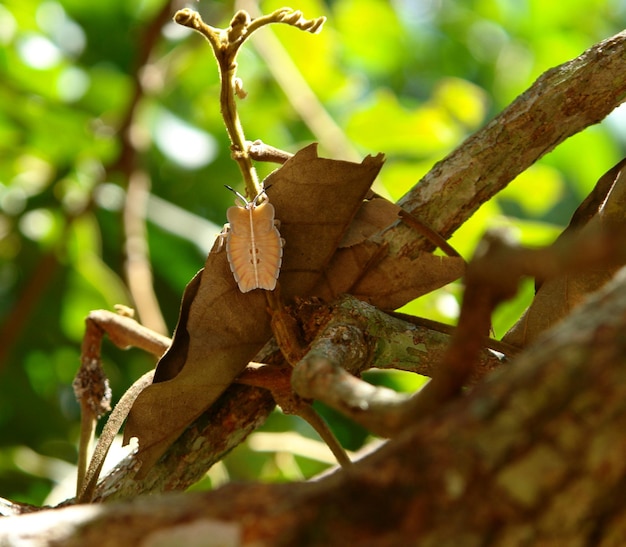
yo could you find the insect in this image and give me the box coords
[222,185,283,293]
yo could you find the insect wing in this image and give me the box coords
[226,204,252,236]
[226,201,283,292]
[251,202,283,289]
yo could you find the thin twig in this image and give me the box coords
[296,404,352,468]
[116,2,174,333]
[390,30,626,257]
[237,0,361,163]
[73,310,170,497]
[174,6,325,198]
[236,363,352,468]
[247,139,294,164]
[124,171,168,334]
[398,208,462,258]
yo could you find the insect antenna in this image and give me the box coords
[224,185,249,206]
[252,184,272,206]
[225,184,272,207]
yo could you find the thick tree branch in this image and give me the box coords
[8,267,626,545]
[390,30,626,257]
[291,295,503,436]
[91,383,275,503]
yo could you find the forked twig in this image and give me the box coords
[73,310,170,498]
[174,7,325,199]
[236,363,352,468]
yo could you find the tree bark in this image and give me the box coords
[393,30,626,256]
[5,267,626,545]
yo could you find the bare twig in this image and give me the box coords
[389,30,626,257]
[73,316,114,496]
[116,2,175,334]
[174,6,325,198]
[398,208,462,259]
[73,310,170,497]
[236,363,352,468]
[246,139,294,164]
[124,171,168,334]
[72,3,175,495]
[237,0,361,163]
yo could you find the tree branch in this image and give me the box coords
[390,30,626,257]
[115,1,175,334]
[10,267,626,544]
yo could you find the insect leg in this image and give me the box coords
[215,224,230,253]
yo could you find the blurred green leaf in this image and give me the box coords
[497,164,565,218]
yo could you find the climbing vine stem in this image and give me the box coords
[174,7,325,199]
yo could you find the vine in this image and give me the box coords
[174,7,325,199]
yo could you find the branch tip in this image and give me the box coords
[173,6,325,197]
[173,8,196,28]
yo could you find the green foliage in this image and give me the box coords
[0,0,624,505]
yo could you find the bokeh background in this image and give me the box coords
[1,0,625,505]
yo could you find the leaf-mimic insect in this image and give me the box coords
[223,185,283,293]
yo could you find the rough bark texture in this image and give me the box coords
[5,268,626,545]
[392,30,626,256]
[92,383,275,502]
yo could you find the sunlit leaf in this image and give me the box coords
[432,77,488,129]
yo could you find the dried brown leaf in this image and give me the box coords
[313,195,465,309]
[124,145,384,475]
[339,196,401,248]
[314,240,464,310]
[504,160,626,348]
[351,253,465,310]
[265,145,385,296]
